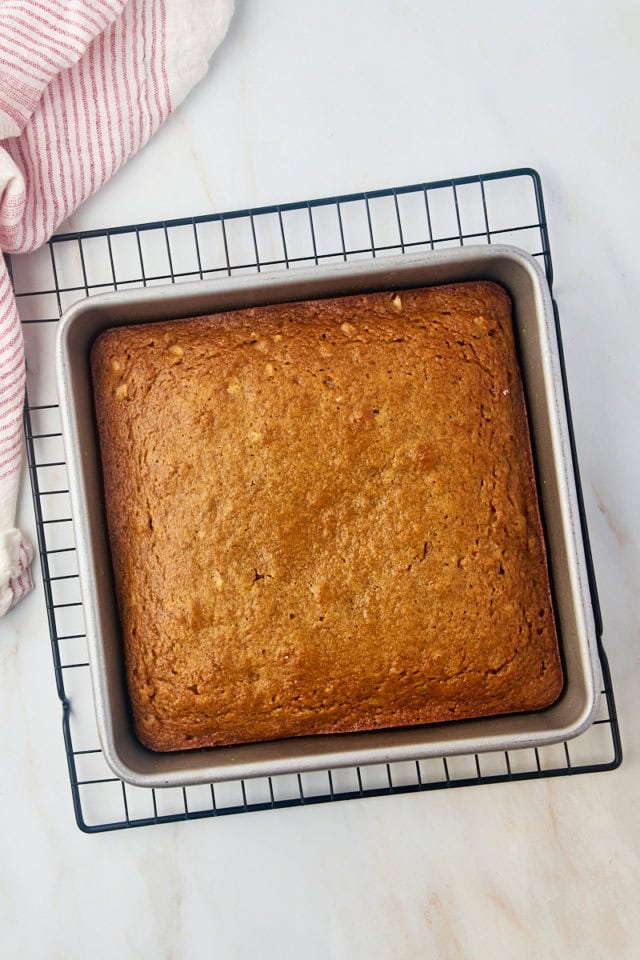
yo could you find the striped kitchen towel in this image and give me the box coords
[0,0,234,616]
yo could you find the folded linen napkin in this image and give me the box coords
[0,0,234,616]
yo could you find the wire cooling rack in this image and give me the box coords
[12,167,621,833]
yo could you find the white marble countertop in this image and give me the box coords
[2,1,638,957]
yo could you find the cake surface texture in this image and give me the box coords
[91,282,563,752]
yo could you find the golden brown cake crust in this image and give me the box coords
[91,281,563,752]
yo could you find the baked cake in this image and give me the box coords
[91,281,563,751]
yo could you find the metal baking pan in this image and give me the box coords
[55,246,601,788]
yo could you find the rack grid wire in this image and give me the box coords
[12,167,621,833]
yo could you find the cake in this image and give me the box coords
[91,281,563,751]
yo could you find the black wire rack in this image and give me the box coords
[13,167,621,833]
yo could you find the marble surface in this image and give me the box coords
[2,1,639,957]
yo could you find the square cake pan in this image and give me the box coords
[55,246,601,788]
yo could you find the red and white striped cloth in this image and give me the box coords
[0,0,234,615]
